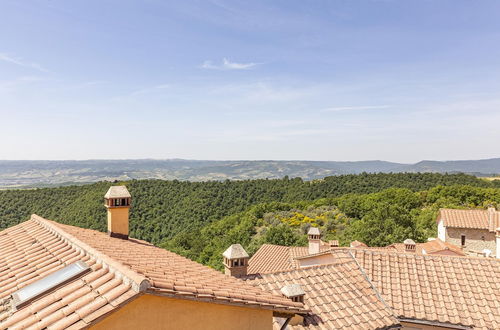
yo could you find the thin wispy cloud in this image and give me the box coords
[201,58,259,70]
[0,76,45,93]
[321,105,391,112]
[0,53,49,73]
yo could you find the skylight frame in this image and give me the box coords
[12,261,90,310]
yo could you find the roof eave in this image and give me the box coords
[398,318,472,330]
[146,289,307,315]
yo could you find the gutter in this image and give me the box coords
[398,318,472,329]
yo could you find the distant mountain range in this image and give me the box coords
[0,158,499,188]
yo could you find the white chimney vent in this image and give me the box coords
[404,239,416,252]
[281,284,305,303]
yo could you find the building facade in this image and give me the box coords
[437,207,499,257]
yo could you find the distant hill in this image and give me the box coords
[400,158,500,174]
[0,158,499,188]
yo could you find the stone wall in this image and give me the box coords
[446,227,496,253]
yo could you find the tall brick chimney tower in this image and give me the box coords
[104,185,131,239]
[223,244,249,277]
[307,227,321,255]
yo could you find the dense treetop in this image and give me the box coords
[0,173,499,269]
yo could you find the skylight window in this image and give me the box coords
[12,261,90,309]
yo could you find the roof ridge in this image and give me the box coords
[352,246,500,262]
[31,214,151,293]
[346,250,400,322]
[247,257,358,278]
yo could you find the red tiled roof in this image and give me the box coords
[0,218,136,330]
[249,241,500,329]
[0,215,305,329]
[245,251,400,329]
[438,208,500,232]
[350,240,368,248]
[248,244,330,275]
[351,249,500,329]
[386,239,465,256]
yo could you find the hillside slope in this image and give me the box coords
[0,173,498,247]
[164,184,500,270]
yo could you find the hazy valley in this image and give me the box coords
[1,158,500,188]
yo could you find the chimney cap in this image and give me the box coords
[105,186,131,199]
[280,284,305,298]
[307,227,320,236]
[223,244,249,259]
[404,239,416,245]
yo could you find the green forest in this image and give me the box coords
[1,173,499,270]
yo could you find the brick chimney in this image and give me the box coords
[307,227,321,255]
[404,239,416,252]
[104,186,131,239]
[223,244,249,277]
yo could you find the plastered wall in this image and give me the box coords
[90,294,273,330]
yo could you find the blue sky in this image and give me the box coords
[1,0,499,162]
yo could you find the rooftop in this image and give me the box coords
[351,249,500,329]
[248,242,500,329]
[245,251,400,329]
[438,208,500,232]
[387,238,465,256]
[350,240,368,248]
[247,244,331,275]
[0,215,305,329]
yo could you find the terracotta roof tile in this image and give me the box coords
[244,252,400,329]
[438,208,500,232]
[248,244,331,274]
[350,240,368,248]
[1,215,306,329]
[250,241,500,329]
[0,219,136,330]
[386,239,465,256]
[351,249,500,329]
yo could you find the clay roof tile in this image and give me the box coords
[1,215,305,330]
